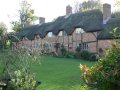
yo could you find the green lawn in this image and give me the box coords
[0,52,95,90]
[30,55,95,90]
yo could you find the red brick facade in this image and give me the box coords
[13,4,113,53]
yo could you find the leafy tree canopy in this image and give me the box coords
[11,0,38,31]
[74,0,102,13]
[0,22,7,38]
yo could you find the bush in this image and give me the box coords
[65,52,74,58]
[80,41,120,90]
[80,50,91,60]
[89,53,98,61]
[75,46,81,53]
[60,45,67,56]
[0,49,41,90]
[8,69,40,90]
[60,45,74,58]
[74,49,97,61]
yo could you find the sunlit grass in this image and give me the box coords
[31,55,95,90]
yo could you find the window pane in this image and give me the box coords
[58,31,63,36]
[75,28,85,34]
[48,32,53,37]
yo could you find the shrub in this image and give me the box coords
[65,52,74,58]
[80,50,91,60]
[75,46,81,53]
[80,41,120,90]
[60,45,74,58]
[60,45,67,56]
[0,49,41,90]
[8,69,40,90]
[89,53,97,61]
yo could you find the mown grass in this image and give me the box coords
[31,55,95,90]
[0,51,95,90]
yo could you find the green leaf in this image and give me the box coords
[113,27,118,33]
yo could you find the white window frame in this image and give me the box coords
[79,43,88,50]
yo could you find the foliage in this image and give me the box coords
[74,0,102,13]
[89,53,97,61]
[60,45,67,56]
[64,52,74,58]
[80,50,97,61]
[8,69,39,90]
[0,53,95,90]
[60,46,97,60]
[114,0,120,11]
[0,22,7,36]
[0,49,41,90]
[0,22,7,49]
[75,46,81,53]
[80,30,120,90]
[80,50,90,60]
[11,21,21,32]
[112,12,120,18]
[60,46,74,58]
[19,0,38,28]
[11,0,38,31]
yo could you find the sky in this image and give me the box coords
[0,0,116,30]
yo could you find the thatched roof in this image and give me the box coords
[16,9,103,40]
[16,25,39,40]
[98,18,120,40]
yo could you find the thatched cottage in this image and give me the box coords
[13,4,120,54]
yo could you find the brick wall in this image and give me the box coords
[14,32,114,54]
[14,30,99,53]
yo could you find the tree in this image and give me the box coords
[74,1,81,13]
[111,0,120,18]
[19,0,38,28]
[112,12,120,18]
[74,0,102,13]
[0,22,7,48]
[12,0,38,31]
[115,0,120,11]
[0,22,7,39]
[11,21,21,32]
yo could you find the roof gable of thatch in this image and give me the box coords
[98,18,120,40]
[16,9,103,40]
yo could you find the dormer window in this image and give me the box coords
[48,32,53,37]
[75,28,84,34]
[58,31,67,36]
[58,31,63,36]
[36,35,40,39]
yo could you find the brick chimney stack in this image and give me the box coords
[39,17,45,24]
[103,4,111,21]
[66,5,72,15]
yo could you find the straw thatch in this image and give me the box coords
[16,9,103,40]
[98,18,120,40]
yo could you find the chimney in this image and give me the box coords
[103,4,111,21]
[39,17,45,24]
[66,5,72,15]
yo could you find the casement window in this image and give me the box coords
[75,28,84,34]
[58,31,67,36]
[79,43,88,50]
